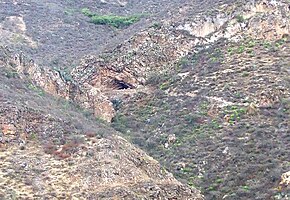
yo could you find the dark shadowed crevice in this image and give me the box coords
[113,79,134,90]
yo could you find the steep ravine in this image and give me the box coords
[1,0,289,199]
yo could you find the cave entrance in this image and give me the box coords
[113,79,134,90]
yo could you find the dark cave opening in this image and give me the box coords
[113,79,134,90]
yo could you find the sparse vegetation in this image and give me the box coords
[263,41,272,49]
[223,105,246,124]
[209,48,224,63]
[27,83,45,96]
[64,8,76,15]
[112,34,290,199]
[177,57,191,67]
[227,40,258,55]
[151,22,162,29]
[237,45,245,54]
[53,67,73,82]
[4,68,18,78]
[236,14,245,23]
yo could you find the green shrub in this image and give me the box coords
[236,15,245,23]
[81,8,94,17]
[4,68,18,78]
[82,8,141,28]
[224,105,246,124]
[237,45,245,53]
[27,83,45,96]
[151,22,162,29]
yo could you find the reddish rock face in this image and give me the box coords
[1,124,17,135]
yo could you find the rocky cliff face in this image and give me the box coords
[0,57,203,199]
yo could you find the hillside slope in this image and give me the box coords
[108,1,290,199]
[0,0,289,199]
[0,55,202,199]
[0,0,220,69]
[113,36,290,199]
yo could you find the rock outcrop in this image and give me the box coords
[0,58,203,199]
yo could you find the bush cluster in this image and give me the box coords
[82,8,140,28]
